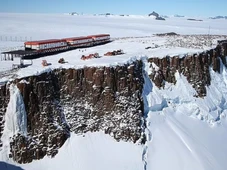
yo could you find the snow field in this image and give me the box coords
[18,132,144,170]
[0,13,227,170]
[142,58,227,170]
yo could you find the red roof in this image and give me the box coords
[62,36,93,41]
[24,34,110,45]
[25,39,66,45]
[87,34,110,38]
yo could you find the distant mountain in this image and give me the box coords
[69,12,78,15]
[148,11,165,20]
[98,13,114,16]
[148,11,159,18]
[105,13,112,16]
[187,18,203,22]
[174,14,185,17]
[210,16,227,19]
[156,16,165,20]
[161,15,169,19]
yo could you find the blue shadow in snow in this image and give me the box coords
[0,161,24,170]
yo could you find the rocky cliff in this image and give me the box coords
[0,85,9,147]
[0,61,144,163]
[149,42,227,97]
[0,41,227,164]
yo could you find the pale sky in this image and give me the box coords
[0,0,226,17]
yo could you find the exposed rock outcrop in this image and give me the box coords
[0,60,144,163]
[210,16,227,19]
[148,43,227,97]
[148,11,159,18]
[148,11,165,20]
[0,84,9,148]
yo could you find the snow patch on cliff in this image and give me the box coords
[0,84,27,160]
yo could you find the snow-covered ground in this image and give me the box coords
[0,36,212,83]
[1,13,227,39]
[0,13,227,81]
[1,131,144,170]
[0,13,227,170]
[0,13,227,82]
[143,59,227,170]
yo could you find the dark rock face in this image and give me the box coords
[0,60,144,164]
[57,61,144,143]
[9,78,70,164]
[148,43,227,97]
[0,84,9,148]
